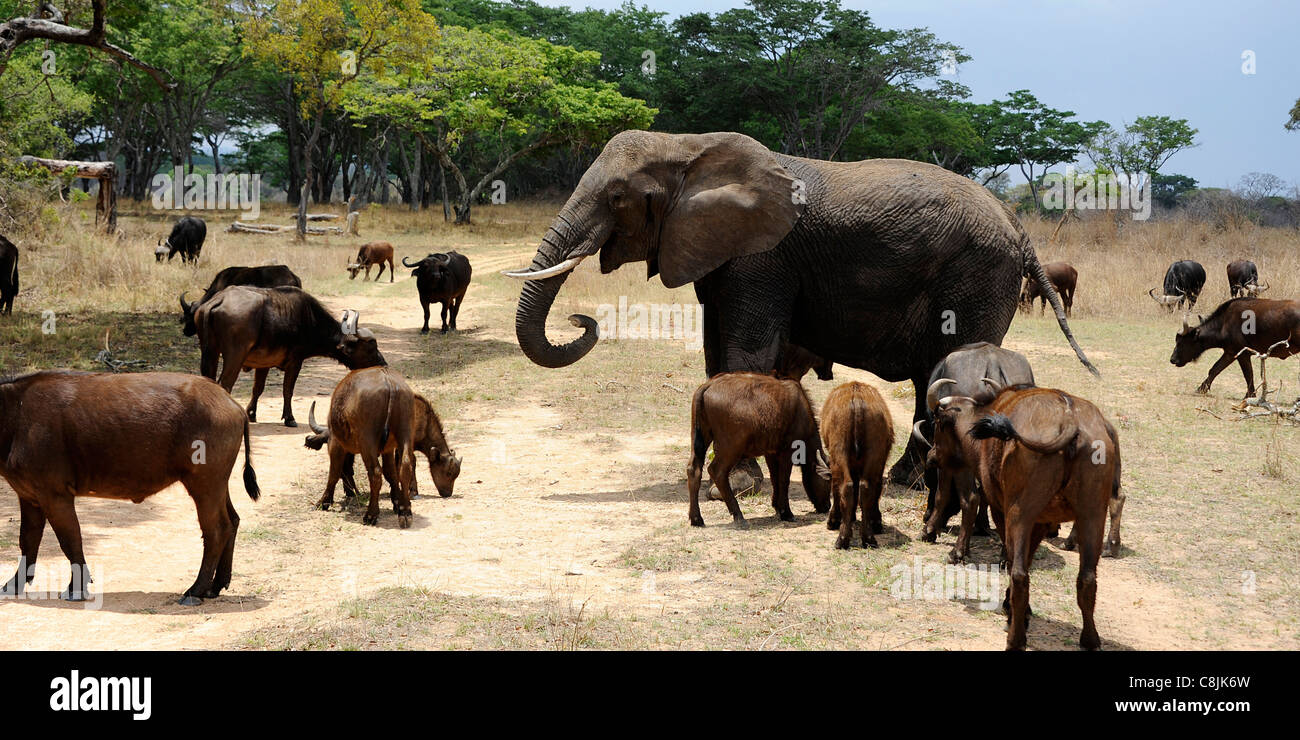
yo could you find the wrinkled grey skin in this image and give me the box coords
[510,131,1094,483]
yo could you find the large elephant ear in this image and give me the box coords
[657,133,805,289]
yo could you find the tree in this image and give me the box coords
[244,0,438,237]
[0,0,173,88]
[704,0,965,160]
[1085,115,1198,192]
[1151,173,1197,209]
[989,90,1101,208]
[343,23,654,223]
[1287,97,1299,131]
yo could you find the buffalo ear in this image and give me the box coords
[656,133,805,289]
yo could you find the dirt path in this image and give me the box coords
[1,256,1293,650]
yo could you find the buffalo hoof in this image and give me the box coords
[315,501,333,511]
[177,595,203,606]
[834,536,851,550]
[1080,629,1101,651]
[919,527,938,543]
[827,517,840,531]
[689,515,705,527]
[861,535,878,549]
[60,587,89,602]
[1195,386,1211,395]
[283,418,298,428]
[363,513,379,526]
[438,491,452,499]
[246,411,256,423]
[420,327,429,335]
[1103,542,1121,558]
[398,515,412,529]
[946,549,966,565]
[778,510,795,523]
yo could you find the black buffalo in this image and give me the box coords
[1149,260,1206,311]
[1226,260,1268,298]
[404,251,472,333]
[0,235,17,315]
[914,342,1035,563]
[158,216,207,264]
[193,286,385,427]
[181,264,303,336]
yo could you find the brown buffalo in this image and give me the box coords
[0,371,258,605]
[348,241,395,282]
[307,392,462,501]
[307,367,418,527]
[931,382,1121,650]
[686,372,830,527]
[817,382,893,549]
[1020,261,1077,316]
[1170,297,1300,397]
[193,285,385,426]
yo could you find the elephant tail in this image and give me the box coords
[1022,240,1100,378]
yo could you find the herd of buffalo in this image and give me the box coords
[0,210,1297,651]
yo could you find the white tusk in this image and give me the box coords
[502,256,585,280]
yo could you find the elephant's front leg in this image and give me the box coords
[889,373,931,489]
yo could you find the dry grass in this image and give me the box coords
[1021,211,1300,318]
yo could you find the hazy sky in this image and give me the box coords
[535,0,1300,189]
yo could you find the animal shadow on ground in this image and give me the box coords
[1,591,270,615]
[319,498,435,531]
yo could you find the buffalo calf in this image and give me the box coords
[818,382,893,549]
[0,371,258,605]
[308,392,462,501]
[686,372,830,527]
[308,367,418,527]
[348,242,395,282]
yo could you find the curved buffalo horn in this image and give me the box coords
[926,377,957,411]
[307,402,326,434]
[1257,281,1270,292]
[340,310,359,335]
[1147,288,1159,302]
[432,253,451,264]
[402,255,419,268]
[503,256,585,281]
[912,420,931,449]
[1181,315,1191,331]
[179,291,190,312]
[980,377,1004,396]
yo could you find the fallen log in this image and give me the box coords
[229,221,342,235]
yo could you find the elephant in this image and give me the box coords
[506,131,1096,485]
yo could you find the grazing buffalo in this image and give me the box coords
[686,372,830,527]
[193,286,386,427]
[306,392,462,502]
[404,251,471,333]
[1020,261,1077,316]
[817,382,893,549]
[180,264,303,336]
[1226,260,1268,298]
[1170,297,1300,397]
[0,234,17,315]
[1148,260,1206,311]
[931,382,1122,650]
[915,342,1035,563]
[159,216,207,264]
[347,241,395,282]
[0,371,259,605]
[304,367,416,527]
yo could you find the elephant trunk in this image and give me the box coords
[513,202,609,368]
